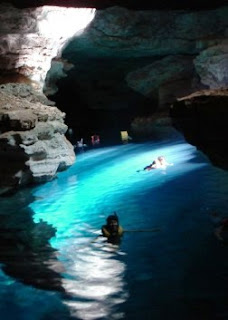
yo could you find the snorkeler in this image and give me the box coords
[100,213,161,245]
[101,212,124,244]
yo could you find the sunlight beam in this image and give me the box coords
[38,6,96,39]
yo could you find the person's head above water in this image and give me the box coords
[106,213,119,231]
[107,213,118,223]
[101,212,124,244]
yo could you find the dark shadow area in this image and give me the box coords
[0,189,65,293]
[120,167,228,319]
[170,95,228,170]
[48,57,157,146]
[7,0,227,11]
[0,146,30,194]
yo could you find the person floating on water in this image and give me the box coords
[143,156,173,171]
[101,212,124,244]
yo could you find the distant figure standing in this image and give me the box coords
[91,134,100,146]
[120,131,132,144]
[76,138,87,152]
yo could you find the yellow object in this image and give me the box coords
[121,131,128,143]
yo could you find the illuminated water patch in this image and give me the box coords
[1,135,227,320]
[30,139,207,245]
[29,138,211,318]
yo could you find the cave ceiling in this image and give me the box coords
[5,0,228,10]
[43,3,227,118]
[2,1,227,118]
[0,1,228,166]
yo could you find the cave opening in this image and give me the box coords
[45,54,159,147]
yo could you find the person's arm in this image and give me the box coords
[101,225,110,237]
[151,160,157,168]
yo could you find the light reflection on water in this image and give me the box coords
[29,136,211,319]
[1,134,228,319]
[62,240,127,320]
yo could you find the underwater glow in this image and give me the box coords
[62,242,127,319]
[1,134,228,320]
[29,137,209,318]
[30,139,206,235]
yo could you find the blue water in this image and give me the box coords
[0,134,228,320]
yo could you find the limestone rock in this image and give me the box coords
[0,83,55,105]
[0,3,227,109]
[194,41,228,89]
[72,6,226,57]
[59,5,228,109]
[0,3,96,91]
[44,58,74,96]
[126,55,198,102]
[0,85,75,195]
[130,111,178,140]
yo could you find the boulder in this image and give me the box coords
[0,84,75,195]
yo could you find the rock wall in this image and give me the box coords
[0,2,228,181]
[0,84,75,195]
[194,41,228,89]
[0,3,96,91]
[0,3,95,194]
[55,5,228,110]
[1,4,227,106]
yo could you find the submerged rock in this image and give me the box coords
[0,190,65,292]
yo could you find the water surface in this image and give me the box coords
[0,134,228,320]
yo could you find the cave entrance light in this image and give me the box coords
[37,6,96,38]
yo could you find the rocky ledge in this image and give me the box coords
[0,83,75,195]
[171,89,228,170]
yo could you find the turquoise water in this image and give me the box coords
[0,134,228,319]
